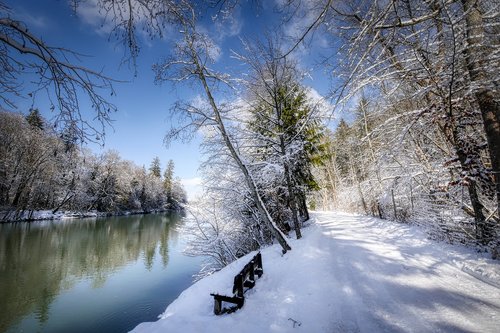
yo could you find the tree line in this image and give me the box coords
[0,109,186,221]
[1,0,498,260]
[307,0,499,254]
[180,39,328,273]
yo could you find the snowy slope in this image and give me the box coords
[131,212,500,333]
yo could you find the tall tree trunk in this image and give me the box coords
[298,191,309,221]
[324,162,337,202]
[280,137,302,239]
[455,135,491,244]
[461,0,500,218]
[190,46,291,253]
[350,151,368,214]
[358,181,368,215]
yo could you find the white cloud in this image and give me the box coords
[74,0,169,37]
[74,0,114,35]
[181,177,202,201]
[181,177,202,186]
[23,13,47,29]
[11,6,48,29]
[213,6,243,40]
[207,41,222,62]
[305,87,335,121]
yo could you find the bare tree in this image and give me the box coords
[460,0,500,217]
[0,2,117,142]
[109,2,291,252]
[234,37,320,239]
[277,0,499,245]
[162,31,291,252]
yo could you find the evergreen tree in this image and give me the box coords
[163,159,174,204]
[149,157,161,178]
[246,60,327,237]
[26,108,44,131]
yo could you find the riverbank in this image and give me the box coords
[0,211,200,333]
[132,211,500,333]
[0,207,185,223]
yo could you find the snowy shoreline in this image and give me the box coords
[131,211,500,333]
[0,207,184,223]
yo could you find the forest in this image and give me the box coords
[0,0,498,266]
[0,109,187,221]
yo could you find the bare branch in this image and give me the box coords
[0,13,118,143]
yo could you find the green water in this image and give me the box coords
[0,212,201,333]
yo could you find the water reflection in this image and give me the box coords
[0,213,195,333]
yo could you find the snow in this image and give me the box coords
[0,210,99,222]
[0,209,174,222]
[131,211,500,333]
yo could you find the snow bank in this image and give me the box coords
[132,223,335,333]
[0,209,102,222]
[131,211,500,333]
[460,260,500,289]
[0,208,177,223]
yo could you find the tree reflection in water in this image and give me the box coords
[0,212,189,333]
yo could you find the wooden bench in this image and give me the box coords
[210,252,263,315]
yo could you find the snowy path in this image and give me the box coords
[131,212,500,333]
[311,212,500,332]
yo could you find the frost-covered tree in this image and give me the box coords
[278,0,499,248]
[153,8,291,253]
[69,0,292,252]
[85,151,120,212]
[0,111,59,217]
[184,133,272,277]
[235,37,327,238]
[183,195,259,278]
[0,110,183,218]
[314,89,498,250]
[171,176,188,207]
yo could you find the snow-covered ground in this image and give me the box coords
[0,209,174,222]
[131,211,500,333]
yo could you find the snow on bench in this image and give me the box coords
[210,252,263,315]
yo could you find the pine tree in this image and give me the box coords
[247,64,327,237]
[163,159,174,203]
[149,157,161,178]
[26,108,44,131]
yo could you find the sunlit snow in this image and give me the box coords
[132,211,500,333]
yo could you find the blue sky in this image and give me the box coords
[5,0,334,199]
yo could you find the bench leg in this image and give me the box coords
[214,298,222,315]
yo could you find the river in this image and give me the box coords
[0,212,202,333]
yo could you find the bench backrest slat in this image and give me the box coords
[233,273,244,297]
[212,252,263,315]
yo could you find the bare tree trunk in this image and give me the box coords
[391,189,397,220]
[454,134,491,244]
[52,192,74,214]
[461,0,500,218]
[280,137,301,239]
[189,46,292,253]
[298,191,310,221]
[350,150,368,214]
[324,162,337,201]
[358,181,368,215]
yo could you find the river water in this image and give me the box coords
[0,212,202,333]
